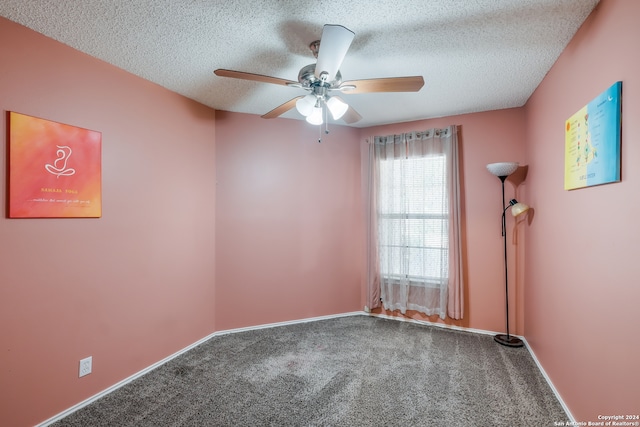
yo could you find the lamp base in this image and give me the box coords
[494,334,524,348]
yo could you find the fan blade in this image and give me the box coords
[341,76,425,94]
[315,25,355,81]
[214,69,297,87]
[261,96,305,119]
[342,106,362,124]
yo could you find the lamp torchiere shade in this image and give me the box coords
[486,162,519,177]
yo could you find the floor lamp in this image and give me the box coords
[486,162,530,348]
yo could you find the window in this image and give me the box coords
[368,126,462,319]
[378,154,449,288]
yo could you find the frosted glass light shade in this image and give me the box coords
[486,162,519,177]
[510,202,530,217]
[326,96,349,120]
[296,94,316,117]
[306,106,323,125]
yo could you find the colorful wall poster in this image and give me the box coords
[564,81,622,190]
[9,112,102,218]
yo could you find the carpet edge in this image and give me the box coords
[36,312,365,427]
[38,311,573,426]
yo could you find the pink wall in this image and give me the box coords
[3,2,635,425]
[214,112,363,330]
[0,18,217,426]
[359,109,529,334]
[214,98,530,336]
[524,0,640,421]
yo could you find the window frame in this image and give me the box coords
[377,153,449,289]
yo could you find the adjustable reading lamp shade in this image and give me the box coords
[486,162,529,348]
[510,200,530,217]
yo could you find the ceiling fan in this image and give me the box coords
[214,24,425,126]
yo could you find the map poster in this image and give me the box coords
[564,81,622,190]
[9,112,102,218]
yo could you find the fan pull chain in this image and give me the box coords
[318,104,330,143]
[324,105,330,137]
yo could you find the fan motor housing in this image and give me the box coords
[298,64,342,89]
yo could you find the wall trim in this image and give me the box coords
[520,337,575,423]
[37,311,362,426]
[366,311,501,336]
[367,312,574,422]
[38,311,572,425]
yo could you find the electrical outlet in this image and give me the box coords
[79,356,92,377]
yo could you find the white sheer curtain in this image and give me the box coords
[368,126,463,319]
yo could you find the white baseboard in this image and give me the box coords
[38,310,572,425]
[37,330,220,426]
[520,337,575,422]
[366,311,501,336]
[213,311,365,337]
[37,311,363,426]
[365,312,574,422]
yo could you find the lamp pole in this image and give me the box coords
[494,177,523,348]
[486,162,525,348]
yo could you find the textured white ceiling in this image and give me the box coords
[0,0,599,128]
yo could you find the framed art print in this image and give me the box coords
[8,111,102,218]
[564,81,622,190]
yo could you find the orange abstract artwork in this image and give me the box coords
[9,112,102,218]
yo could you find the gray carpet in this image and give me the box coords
[52,315,566,426]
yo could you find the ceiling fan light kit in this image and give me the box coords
[326,96,348,120]
[296,94,316,116]
[214,24,425,131]
[306,106,324,125]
